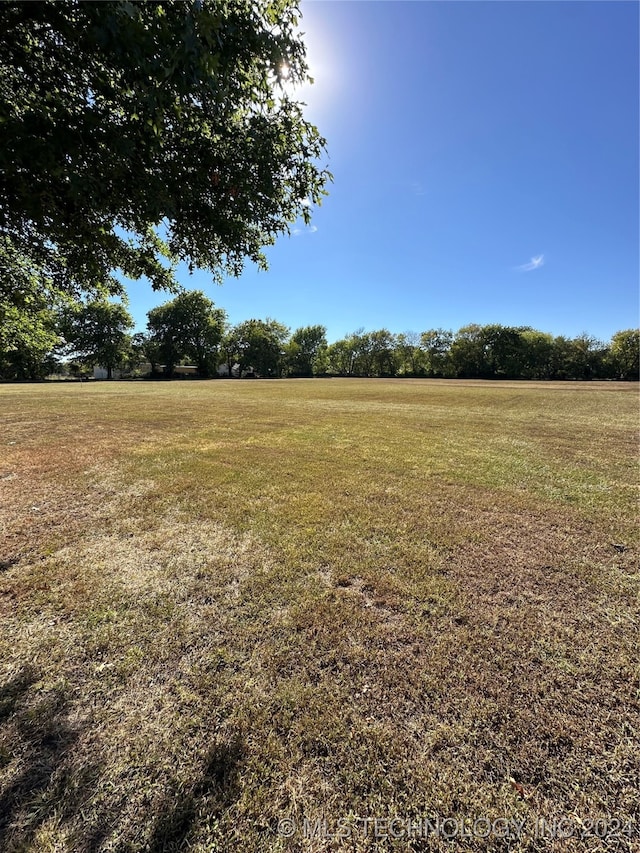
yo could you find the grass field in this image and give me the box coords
[1,379,638,852]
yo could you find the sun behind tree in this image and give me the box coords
[0,1,330,300]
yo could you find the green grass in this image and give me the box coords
[0,379,638,852]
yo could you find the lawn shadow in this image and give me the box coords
[0,666,99,852]
[145,735,247,853]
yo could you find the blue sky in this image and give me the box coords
[126,0,639,344]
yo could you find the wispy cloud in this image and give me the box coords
[411,181,427,197]
[516,254,544,272]
[292,225,318,237]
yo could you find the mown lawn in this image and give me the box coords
[0,379,638,852]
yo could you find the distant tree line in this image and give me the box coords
[330,325,640,382]
[1,287,638,381]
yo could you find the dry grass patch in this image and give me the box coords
[1,497,276,851]
[0,379,638,852]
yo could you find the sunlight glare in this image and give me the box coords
[278,2,343,121]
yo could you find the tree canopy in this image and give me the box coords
[286,324,327,376]
[61,299,134,380]
[0,0,329,298]
[0,236,66,379]
[609,329,640,381]
[147,290,226,377]
[223,317,289,377]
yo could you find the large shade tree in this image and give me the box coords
[421,328,453,378]
[147,290,227,377]
[395,331,424,376]
[61,299,135,379]
[0,236,66,379]
[0,1,330,299]
[224,318,289,377]
[608,329,639,381]
[0,294,60,381]
[285,324,327,376]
